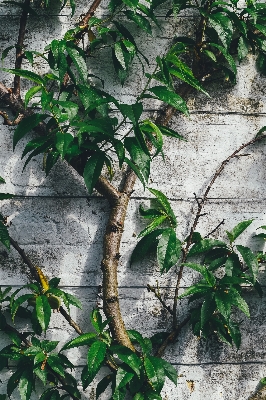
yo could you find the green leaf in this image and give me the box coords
[157,228,181,273]
[119,103,143,126]
[63,292,82,309]
[36,295,51,332]
[96,374,113,398]
[13,113,49,149]
[139,205,163,219]
[131,229,164,265]
[224,253,241,276]
[149,86,189,116]
[201,292,216,328]
[111,345,141,377]
[133,394,145,400]
[66,42,87,83]
[61,333,97,351]
[0,176,5,184]
[159,359,177,385]
[88,340,107,377]
[188,239,227,257]
[124,157,146,188]
[138,215,167,238]
[127,330,152,357]
[144,356,165,393]
[47,354,65,377]
[55,100,78,121]
[2,68,45,85]
[228,320,241,349]
[157,125,185,140]
[166,54,209,96]
[140,120,163,156]
[18,370,33,400]
[124,137,150,182]
[83,153,105,194]
[238,36,249,62]
[55,132,74,158]
[148,188,177,227]
[11,294,34,320]
[214,289,232,319]
[0,222,10,249]
[179,282,212,299]
[226,220,253,243]
[236,245,258,283]
[208,12,233,48]
[209,43,237,79]
[1,45,14,63]
[116,365,134,389]
[228,287,250,317]
[24,85,42,108]
[124,11,152,34]
[7,368,23,397]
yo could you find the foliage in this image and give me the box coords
[0,0,266,398]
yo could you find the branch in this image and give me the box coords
[147,284,173,315]
[79,0,103,27]
[204,219,225,238]
[9,236,84,336]
[172,133,266,327]
[13,0,31,97]
[155,316,190,357]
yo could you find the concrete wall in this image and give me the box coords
[0,1,266,399]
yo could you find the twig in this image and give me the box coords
[9,236,84,336]
[147,284,173,315]
[205,219,225,238]
[172,133,266,327]
[13,0,31,97]
[155,316,190,358]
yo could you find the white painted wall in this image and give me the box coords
[0,1,266,399]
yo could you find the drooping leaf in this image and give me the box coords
[83,152,105,194]
[124,11,152,34]
[148,188,177,227]
[96,374,113,399]
[124,137,150,182]
[130,229,164,265]
[18,370,33,400]
[24,85,42,108]
[208,12,233,48]
[236,245,258,283]
[47,354,65,377]
[55,132,74,158]
[149,86,189,116]
[138,215,167,238]
[66,41,87,83]
[111,345,141,377]
[157,228,181,273]
[88,340,107,377]
[13,114,49,149]
[144,356,165,393]
[159,358,177,385]
[35,295,51,332]
[116,365,134,389]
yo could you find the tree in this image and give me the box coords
[0,0,266,398]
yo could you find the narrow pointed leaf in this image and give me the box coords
[83,153,105,194]
[149,86,189,116]
[13,114,49,149]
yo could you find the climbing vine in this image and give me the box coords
[0,0,266,398]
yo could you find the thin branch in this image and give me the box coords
[79,0,103,27]
[172,133,266,327]
[13,0,31,96]
[155,316,190,358]
[204,219,225,238]
[147,284,173,315]
[9,236,84,336]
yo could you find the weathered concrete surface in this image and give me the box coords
[0,0,266,399]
